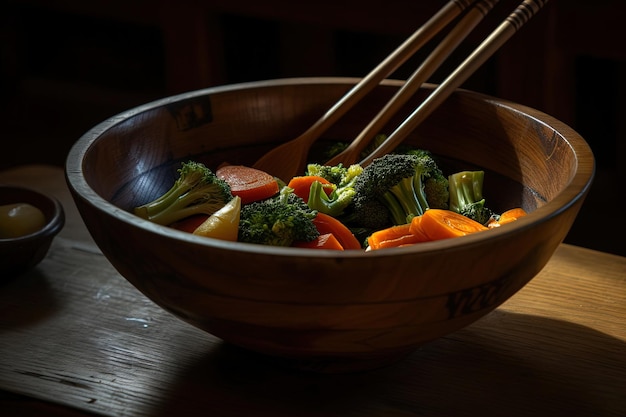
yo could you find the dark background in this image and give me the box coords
[2,0,625,256]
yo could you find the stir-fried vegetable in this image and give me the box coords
[367,223,427,250]
[413,209,488,240]
[293,233,345,250]
[487,207,528,228]
[134,161,232,226]
[216,164,279,204]
[237,186,319,247]
[135,149,527,250]
[367,207,527,250]
[287,175,333,202]
[448,170,496,225]
[312,212,361,250]
[192,196,241,241]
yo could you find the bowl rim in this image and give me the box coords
[0,185,65,243]
[65,77,595,258]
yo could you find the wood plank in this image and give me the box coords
[1,165,625,416]
[1,238,624,417]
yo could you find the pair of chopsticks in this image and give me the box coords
[251,0,549,180]
[329,0,549,168]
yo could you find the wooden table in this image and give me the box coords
[1,164,625,417]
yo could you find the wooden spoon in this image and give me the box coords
[251,0,477,181]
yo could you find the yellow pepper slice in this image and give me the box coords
[193,196,241,241]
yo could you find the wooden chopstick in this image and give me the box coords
[356,0,550,167]
[287,0,479,146]
[251,0,479,177]
[326,0,500,167]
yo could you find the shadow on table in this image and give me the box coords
[150,310,626,417]
[0,269,60,330]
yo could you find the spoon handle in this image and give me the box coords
[298,0,479,142]
[252,0,478,178]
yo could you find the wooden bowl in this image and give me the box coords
[65,77,594,371]
[0,186,65,279]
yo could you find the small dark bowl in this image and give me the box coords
[0,186,65,279]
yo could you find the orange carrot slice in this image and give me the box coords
[487,207,528,228]
[216,165,279,204]
[312,212,362,250]
[419,209,488,241]
[293,233,344,250]
[287,175,333,202]
[408,215,430,241]
[368,223,426,250]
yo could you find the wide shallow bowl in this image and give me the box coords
[0,186,65,279]
[66,77,594,371]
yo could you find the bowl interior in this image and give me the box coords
[74,78,591,228]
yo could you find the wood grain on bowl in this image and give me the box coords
[66,77,594,371]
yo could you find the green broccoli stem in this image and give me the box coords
[136,182,193,218]
[386,177,428,224]
[133,160,234,227]
[143,188,224,225]
[307,180,354,217]
[135,162,210,218]
[381,193,410,225]
[412,176,431,211]
[449,170,485,213]
[278,185,294,203]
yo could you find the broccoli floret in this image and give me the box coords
[340,193,391,230]
[448,170,496,225]
[423,170,450,210]
[352,153,442,225]
[306,163,345,185]
[307,181,356,217]
[305,163,364,217]
[460,199,496,225]
[134,161,233,226]
[238,186,319,247]
[305,163,363,188]
[334,193,391,248]
[399,148,449,209]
